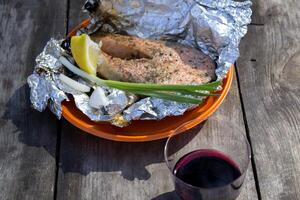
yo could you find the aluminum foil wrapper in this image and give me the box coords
[85,0,252,78]
[123,98,193,121]
[27,39,67,118]
[27,0,252,127]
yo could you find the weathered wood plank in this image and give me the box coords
[56,0,258,199]
[199,74,258,200]
[0,1,66,199]
[237,0,300,199]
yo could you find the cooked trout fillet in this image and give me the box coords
[91,34,216,85]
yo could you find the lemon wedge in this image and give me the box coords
[71,34,100,75]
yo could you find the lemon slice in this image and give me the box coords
[71,34,100,75]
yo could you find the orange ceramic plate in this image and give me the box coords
[61,20,234,142]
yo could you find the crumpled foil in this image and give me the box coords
[27,39,68,118]
[27,0,252,127]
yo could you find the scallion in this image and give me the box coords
[59,56,221,104]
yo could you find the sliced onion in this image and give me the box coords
[89,87,110,109]
[59,74,90,92]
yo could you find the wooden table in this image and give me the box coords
[0,0,299,199]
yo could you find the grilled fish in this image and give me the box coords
[91,34,216,85]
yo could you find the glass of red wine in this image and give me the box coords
[164,119,251,200]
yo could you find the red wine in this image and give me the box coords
[174,149,241,188]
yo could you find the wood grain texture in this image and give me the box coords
[237,0,300,199]
[56,0,258,199]
[0,0,66,199]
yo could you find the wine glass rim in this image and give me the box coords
[164,119,252,190]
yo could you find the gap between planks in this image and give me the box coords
[54,0,70,199]
[250,23,265,26]
[65,0,71,36]
[234,64,262,200]
[54,120,62,200]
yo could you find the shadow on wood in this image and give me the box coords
[58,120,203,180]
[1,83,204,182]
[151,191,180,200]
[1,84,58,157]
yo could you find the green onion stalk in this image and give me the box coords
[59,57,221,104]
